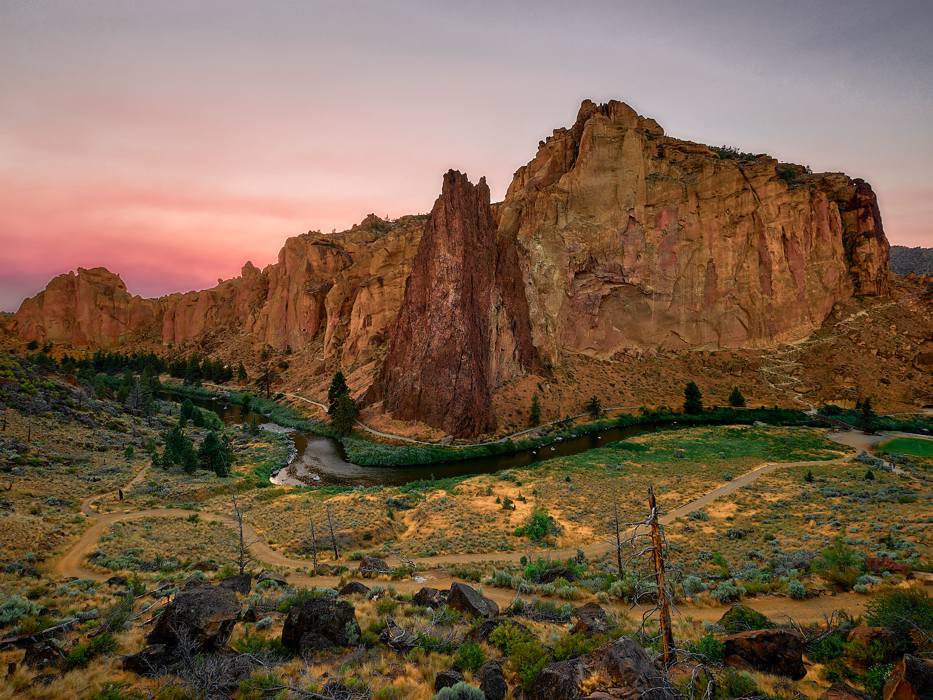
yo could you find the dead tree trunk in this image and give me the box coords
[326,504,339,559]
[612,500,624,577]
[232,494,248,575]
[309,520,319,573]
[648,486,675,667]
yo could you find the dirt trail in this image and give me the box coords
[51,454,888,625]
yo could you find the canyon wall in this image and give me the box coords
[10,99,891,436]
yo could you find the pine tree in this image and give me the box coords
[683,382,703,414]
[180,398,197,423]
[529,394,541,427]
[728,387,746,408]
[237,362,248,382]
[857,396,876,433]
[331,393,358,436]
[199,431,232,477]
[585,396,602,419]
[328,372,349,416]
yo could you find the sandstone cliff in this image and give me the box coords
[497,99,889,363]
[10,98,893,436]
[374,171,537,436]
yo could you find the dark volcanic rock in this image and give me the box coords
[723,629,806,680]
[357,556,390,577]
[281,597,360,654]
[375,170,537,437]
[479,659,508,700]
[447,582,499,618]
[413,586,447,608]
[338,581,371,596]
[22,641,63,669]
[530,636,677,700]
[571,602,611,636]
[257,570,287,586]
[434,668,464,691]
[883,655,932,700]
[379,617,417,651]
[147,585,240,651]
[219,574,252,595]
[122,644,177,676]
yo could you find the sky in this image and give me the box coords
[2,1,932,311]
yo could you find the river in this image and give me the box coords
[193,396,655,487]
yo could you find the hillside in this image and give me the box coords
[890,245,933,275]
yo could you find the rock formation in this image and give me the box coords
[373,170,538,436]
[9,98,893,436]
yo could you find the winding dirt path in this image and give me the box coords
[52,454,868,626]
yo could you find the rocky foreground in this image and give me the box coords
[8,99,900,436]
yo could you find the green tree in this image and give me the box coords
[728,387,746,407]
[331,393,358,436]
[856,396,876,433]
[237,362,248,382]
[183,356,202,386]
[179,398,197,424]
[585,396,602,419]
[328,371,350,416]
[683,382,703,414]
[529,394,541,427]
[198,431,232,477]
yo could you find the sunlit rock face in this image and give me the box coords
[12,99,890,436]
[497,99,888,363]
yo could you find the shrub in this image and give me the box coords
[88,683,146,700]
[711,581,745,603]
[454,640,485,672]
[514,508,560,542]
[0,595,42,626]
[65,632,117,669]
[717,604,773,633]
[861,664,893,699]
[433,683,485,700]
[232,633,288,659]
[814,539,865,589]
[235,673,284,700]
[716,669,760,699]
[687,634,724,663]
[865,589,932,654]
[682,575,707,597]
[807,632,846,663]
[787,579,807,600]
[552,631,604,661]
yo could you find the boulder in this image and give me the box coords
[534,565,579,584]
[219,574,252,595]
[723,629,806,680]
[865,557,911,576]
[338,581,371,596]
[357,556,391,577]
[530,637,677,700]
[571,602,611,636]
[105,575,128,588]
[447,582,499,618]
[379,617,417,652]
[479,659,508,700]
[147,585,240,651]
[434,668,464,691]
[413,586,448,608]
[22,641,63,669]
[883,655,932,700]
[257,570,287,587]
[281,597,360,654]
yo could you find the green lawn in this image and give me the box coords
[880,437,933,459]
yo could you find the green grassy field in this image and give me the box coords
[879,437,933,459]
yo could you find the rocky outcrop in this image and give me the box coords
[530,636,677,700]
[146,584,241,651]
[374,170,538,436]
[884,655,933,700]
[479,659,508,700]
[446,582,499,618]
[723,628,806,679]
[280,597,360,654]
[498,99,889,360]
[11,98,892,437]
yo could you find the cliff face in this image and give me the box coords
[11,98,892,436]
[497,99,887,362]
[374,171,537,436]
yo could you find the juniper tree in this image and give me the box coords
[683,382,703,414]
[529,394,541,427]
[728,386,746,408]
